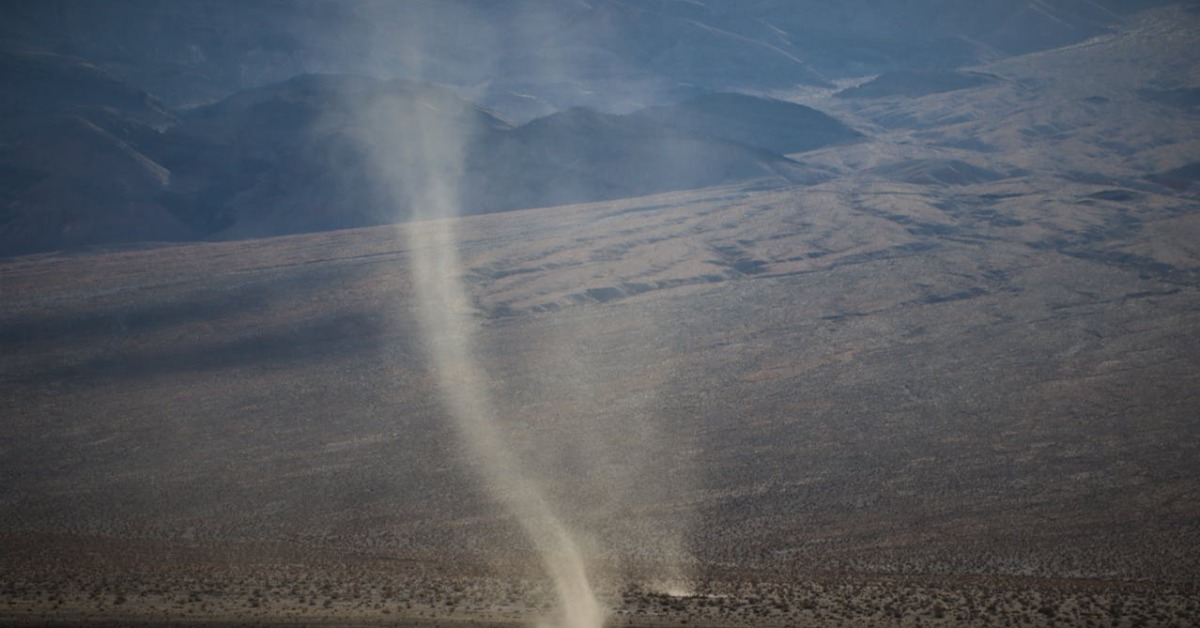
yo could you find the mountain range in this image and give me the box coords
[0,0,1184,257]
[0,63,859,255]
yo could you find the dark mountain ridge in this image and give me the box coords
[634,92,863,155]
[0,48,173,128]
[464,105,813,213]
[0,65,850,255]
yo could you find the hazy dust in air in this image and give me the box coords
[348,3,698,626]
[351,11,604,628]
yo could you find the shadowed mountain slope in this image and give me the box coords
[633,92,863,155]
[0,51,190,254]
[156,74,512,240]
[0,114,190,256]
[0,1,1185,257]
[157,75,828,241]
[464,106,817,213]
[0,49,173,127]
[1,69,845,254]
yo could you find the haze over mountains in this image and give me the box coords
[0,0,1185,257]
[0,63,857,254]
[3,1,1200,626]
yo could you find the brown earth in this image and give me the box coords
[3,6,1200,627]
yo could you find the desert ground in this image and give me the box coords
[3,6,1200,627]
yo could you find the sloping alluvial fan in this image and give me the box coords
[834,70,1001,100]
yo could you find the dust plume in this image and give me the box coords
[351,44,604,628]
[344,3,700,625]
